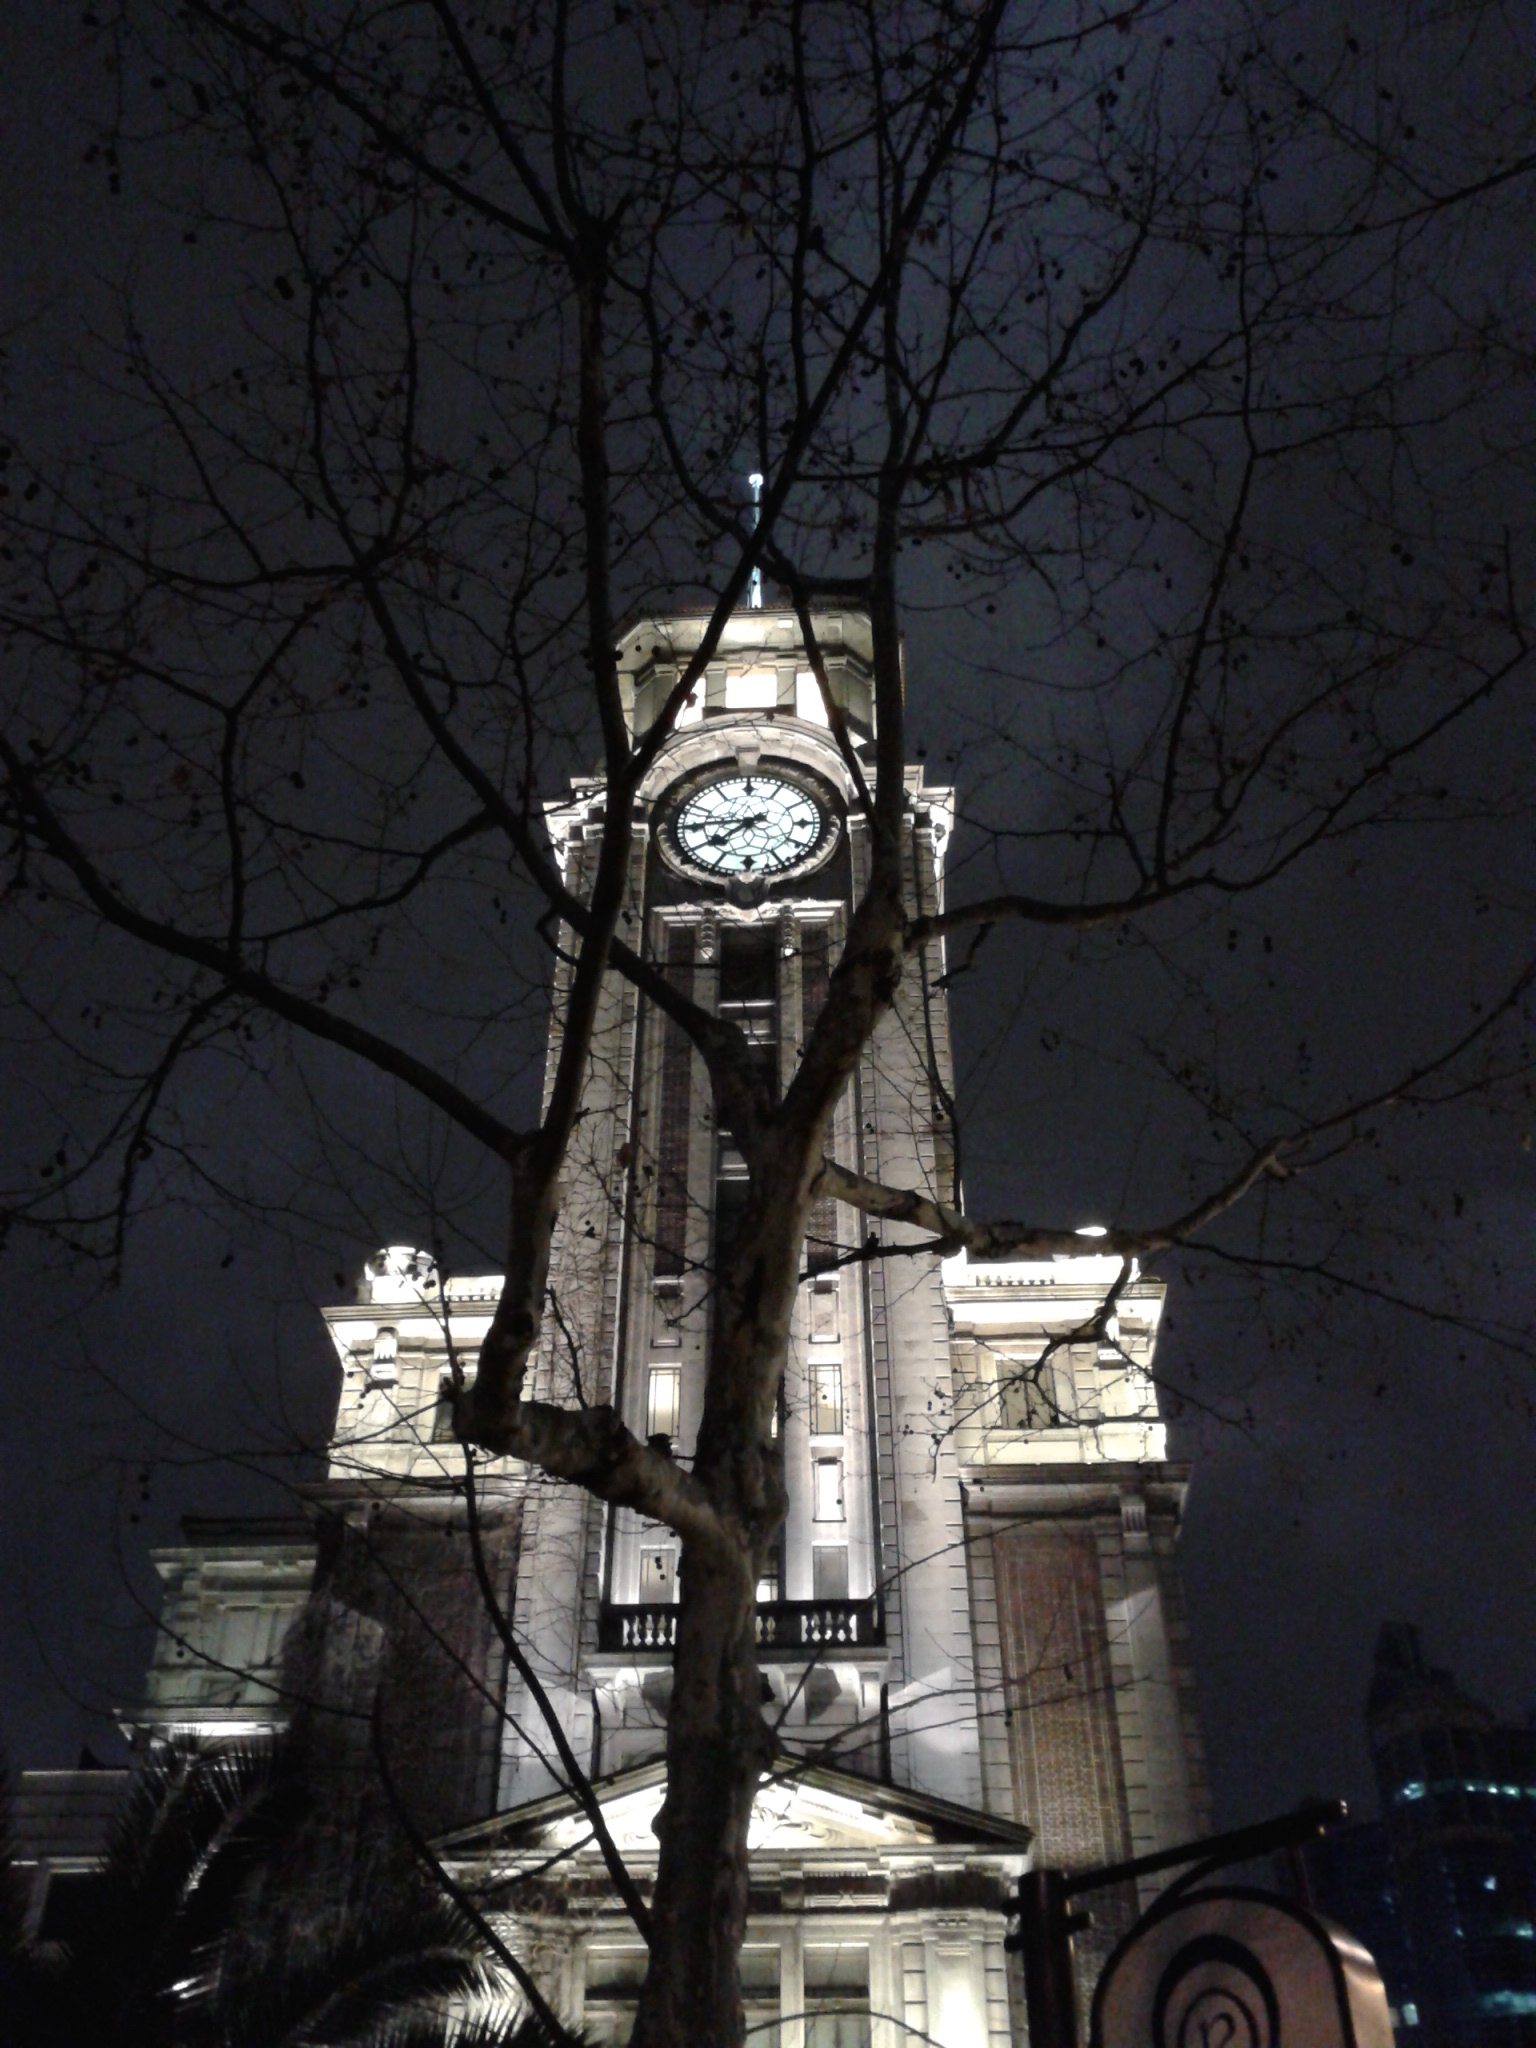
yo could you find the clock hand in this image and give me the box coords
[704,812,766,845]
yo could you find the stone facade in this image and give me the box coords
[112,608,1210,2043]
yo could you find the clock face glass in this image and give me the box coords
[671,775,826,877]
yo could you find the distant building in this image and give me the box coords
[1305,1623,1536,2046]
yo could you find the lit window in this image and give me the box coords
[586,1943,649,2042]
[725,668,778,710]
[647,1366,682,1444]
[806,1944,870,2048]
[811,1364,844,1436]
[795,669,830,725]
[639,1549,677,1601]
[997,1351,1067,1430]
[1402,2004,1419,2027]
[812,1545,848,1600]
[369,1326,399,1385]
[814,1456,844,1521]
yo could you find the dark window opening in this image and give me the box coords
[719,927,777,1006]
[717,927,779,1107]
[38,1869,100,1945]
[805,1195,840,1275]
[801,929,838,1270]
[654,927,695,1276]
[714,1172,752,1269]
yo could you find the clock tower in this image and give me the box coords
[135,605,1211,2044]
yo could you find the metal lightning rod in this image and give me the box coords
[748,471,764,608]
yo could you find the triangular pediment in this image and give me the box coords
[440,1758,1031,1865]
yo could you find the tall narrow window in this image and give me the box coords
[646,1366,682,1445]
[812,1545,849,1601]
[717,926,778,1101]
[715,927,778,1268]
[654,927,694,1276]
[649,1279,682,1348]
[810,1278,839,1341]
[811,1362,844,1436]
[813,1456,844,1522]
[805,1946,871,2048]
[740,1947,782,2048]
[801,926,839,1272]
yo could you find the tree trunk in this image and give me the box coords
[629,1537,769,2048]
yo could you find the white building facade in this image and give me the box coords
[134,609,1210,2043]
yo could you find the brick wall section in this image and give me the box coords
[990,1522,1132,1870]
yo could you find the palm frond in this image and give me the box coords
[48,1740,277,2039]
[215,1881,500,2048]
[362,2003,587,2048]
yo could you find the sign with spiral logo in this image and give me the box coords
[1091,1888,1393,2048]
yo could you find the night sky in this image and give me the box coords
[2,0,1534,1841]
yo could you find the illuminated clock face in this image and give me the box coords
[670,774,828,877]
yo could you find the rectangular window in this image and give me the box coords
[812,1545,849,1600]
[755,1548,783,1603]
[742,1947,782,2048]
[646,1366,682,1445]
[220,1603,272,1670]
[717,927,779,1105]
[806,1946,871,2048]
[805,1201,839,1275]
[584,1946,648,2046]
[801,928,840,1272]
[650,1280,682,1348]
[810,1363,843,1436]
[639,1549,677,1602]
[997,1350,1071,1431]
[813,1456,844,1522]
[810,1279,839,1342]
[368,1325,399,1386]
[713,1171,752,1269]
[432,1375,458,1442]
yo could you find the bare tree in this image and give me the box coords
[3,2,1534,2043]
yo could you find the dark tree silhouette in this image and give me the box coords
[2,3,1534,2044]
